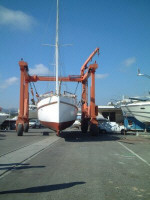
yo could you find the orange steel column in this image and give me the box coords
[16,61,28,131]
[90,69,98,125]
[81,80,89,133]
[24,80,29,121]
[81,82,86,116]
[16,63,25,127]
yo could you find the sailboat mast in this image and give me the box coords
[55,0,59,95]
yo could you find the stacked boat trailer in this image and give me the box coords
[122,117,150,134]
[16,48,100,136]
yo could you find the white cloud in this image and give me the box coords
[29,64,50,75]
[0,77,18,89]
[0,5,35,30]
[96,73,109,79]
[122,57,136,67]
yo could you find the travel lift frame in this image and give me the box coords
[16,48,99,136]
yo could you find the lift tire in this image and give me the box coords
[90,124,99,136]
[81,119,88,133]
[56,130,61,137]
[17,124,23,136]
[121,129,126,135]
[24,123,29,133]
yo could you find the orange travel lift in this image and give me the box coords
[16,48,100,136]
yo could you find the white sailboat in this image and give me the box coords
[37,0,78,134]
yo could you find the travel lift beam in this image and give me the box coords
[16,48,99,136]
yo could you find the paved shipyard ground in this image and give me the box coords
[0,128,150,200]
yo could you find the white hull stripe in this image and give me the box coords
[37,101,78,110]
[37,101,57,110]
[60,101,78,110]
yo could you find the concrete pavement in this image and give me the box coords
[0,129,150,200]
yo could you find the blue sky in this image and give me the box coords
[0,0,150,108]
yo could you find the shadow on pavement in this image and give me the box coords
[0,133,6,137]
[118,140,134,145]
[61,130,121,142]
[0,182,86,194]
[0,163,45,171]
[0,163,29,166]
[0,165,45,171]
[0,133,6,139]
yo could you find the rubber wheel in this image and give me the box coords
[24,123,29,133]
[17,124,23,136]
[121,129,126,135]
[100,129,107,134]
[81,119,88,133]
[56,130,61,137]
[90,124,99,136]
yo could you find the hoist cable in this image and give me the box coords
[32,82,39,98]
[74,82,79,95]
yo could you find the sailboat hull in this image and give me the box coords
[40,120,75,131]
[37,95,78,132]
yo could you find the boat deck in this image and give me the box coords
[0,128,150,200]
